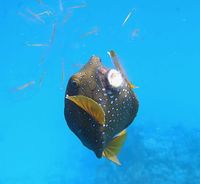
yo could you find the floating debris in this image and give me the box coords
[81,27,98,38]
[26,43,49,47]
[38,71,46,86]
[26,8,45,24]
[131,28,140,39]
[50,23,57,45]
[39,48,51,65]
[67,3,87,9]
[122,10,133,26]
[61,60,65,82]
[37,10,53,16]
[59,0,64,12]
[63,10,73,24]
[16,81,35,91]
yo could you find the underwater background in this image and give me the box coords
[1,0,200,183]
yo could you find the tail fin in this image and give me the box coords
[102,130,127,165]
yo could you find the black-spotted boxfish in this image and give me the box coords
[64,51,139,165]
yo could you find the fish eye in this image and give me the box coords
[71,80,79,88]
[70,76,80,88]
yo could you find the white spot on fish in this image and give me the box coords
[107,69,123,88]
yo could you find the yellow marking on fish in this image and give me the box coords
[66,95,105,125]
[103,129,127,165]
[128,82,139,89]
[102,150,121,166]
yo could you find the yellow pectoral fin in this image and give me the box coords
[102,129,127,165]
[66,95,105,125]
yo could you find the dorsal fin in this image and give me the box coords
[66,95,105,125]
[102,129,127,165]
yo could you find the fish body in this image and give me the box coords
[64,53,139,164]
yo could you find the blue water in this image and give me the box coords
[1,0,200,183]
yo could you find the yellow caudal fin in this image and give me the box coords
[66,95,105,125]
[102,130,127,165]
[108,50,137,90]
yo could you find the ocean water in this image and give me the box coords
[1,0,200,183]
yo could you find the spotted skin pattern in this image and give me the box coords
[64,56,139,158]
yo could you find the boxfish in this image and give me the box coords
[64,51,139,165]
